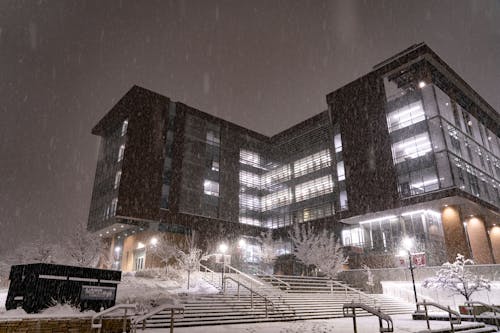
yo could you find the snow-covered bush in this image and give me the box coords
[258,230,279,272]
[149,234,179,273]
[288,223,347,278]
[423,254,491,302]
[56,222,102,267]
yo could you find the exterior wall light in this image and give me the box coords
[418,81,426,88]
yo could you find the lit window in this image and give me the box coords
[239,217,261,226]
[262,188,292,211]
[211,161,219,172]
[206,130,220,146]
[117,144,125,162]
[386,101,425,132]
[121,119,128,136]
[239,194,261,211]
[339,190,348,210]
[342,227,365,247]
[337,161,345,181]
[110,198,118,216]
[240,149,261,168]
[293,150,331,177]
[263,164,291,187]
[239,171,261,189]
[334,134,343,153]
[295,175,333,202]
[204,180,219,196]
[392,133,432,164]
[114,171,122,189]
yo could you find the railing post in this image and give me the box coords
[448,306,454,333]
[265,300,268,318]
[378,308,382,333]
[122,308,127,333]
[237,283,240,300]
[494,307,499,331]
[424,301,430,330]
[352,307,357,333]
[170,309,174,333]
[251,291,254,309]
[345,285,348,298]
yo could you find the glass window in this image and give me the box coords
[392,133,432,164]
[211,161,219,172]
[342,227,365,247]
[334,134,343,153]
[239,194,261,211]
[117,144,125,162]
[239,217,261,226]
[337,161,345,181]
[203,180,219,197]
[293,150,331,177]
[295,175,333,202]
[240,149,261,168]
[114,171,122,189]
[263,164,291,186]
[262,188,292,211]
[111,198,118,216]
[121,119,128,136]
[386,101,425,132]
[206,130,220,146]
[339,190,348,210]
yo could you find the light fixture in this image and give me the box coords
[99,234,103,237]
[418,81,426,88]
[114,246,121,252]
[359,215,397,224]
[112,228,116,231]
[219,243,228,254]
[402,236,413,251]
[150,237,158,246]
[137,242,145,249]
[238,239,246,248]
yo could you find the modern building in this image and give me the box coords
[87,43,500,272]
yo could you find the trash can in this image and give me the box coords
[6,263,121,313]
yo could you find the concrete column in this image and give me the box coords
[441,206,471,262]
[465,216,494,264]
[488,225,500,264]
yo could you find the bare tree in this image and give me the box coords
[149,233,178,274]
[288,223,347,278]
[423,254,490,302]
[176,232,207,290]
[58,222,102,267]
[258,230,278,273]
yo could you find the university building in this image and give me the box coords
[87,43,500,272]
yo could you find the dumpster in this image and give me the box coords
[6,263,121,313]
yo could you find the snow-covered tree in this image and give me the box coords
[288,223,347,278]
[11,236,60,264]
[149,233,178,273]
[258,230,279,272]
[423,254,490,302]
[362,264,375,292]
[176,232,207,290]
[58,222,102,267]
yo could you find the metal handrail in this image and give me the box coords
[91,303,137,333]
[464,301,499,329]
[199,263,219,288]
[343,302,393,333]
[131,303,185,333]
[224,276,276,318]
[251,268,291,290]
[226,264,264,286]
[331,279,379,306]
[416,300,461,333]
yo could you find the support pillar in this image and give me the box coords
[441,206,471,262]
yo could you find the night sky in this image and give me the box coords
[1,0,499,248]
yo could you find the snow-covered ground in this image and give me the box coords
[141,315,492,333]
[0,289,7,313]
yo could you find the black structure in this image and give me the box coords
[6,263,121,313]
[87,43,500,271]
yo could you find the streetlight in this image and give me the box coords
[219,243,228,289]
[401,236,418,310]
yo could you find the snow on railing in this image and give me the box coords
[131,303,184,333]
[91,303,137,333]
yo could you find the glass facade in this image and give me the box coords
[383,73,500,209]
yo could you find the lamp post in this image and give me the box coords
[401,237,418,310]
[218,243,228,290]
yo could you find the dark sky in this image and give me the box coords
[1,0,499,248]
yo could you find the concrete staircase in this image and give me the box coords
[135,270,418,329]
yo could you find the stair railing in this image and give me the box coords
[416,300,461,333]
[223,276,276,318]
[91,303,137,333]
[330,279,378,306]
[225,264,264,287]
[464,301,500,330]
[199,263,220,289]
[251,267,291,290]
[343,302,393,333]
[131,303,185,333]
